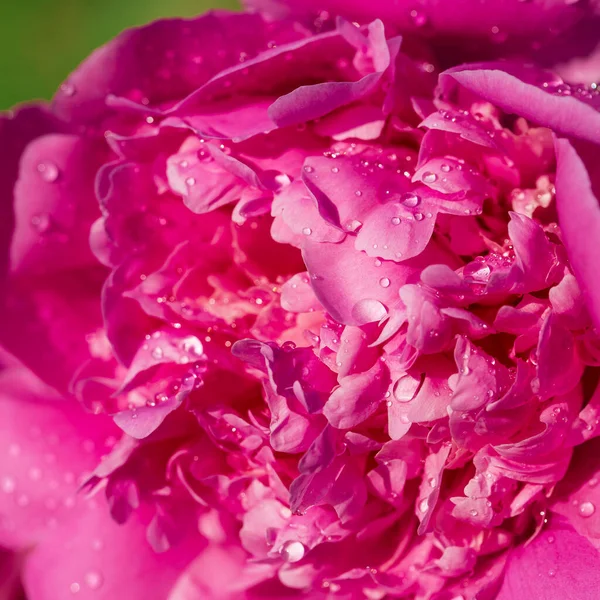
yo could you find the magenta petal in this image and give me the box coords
[0,368,117,549]
[496,517,600,600]
[323,360,390,429]
[555,138,600,329]
[23,497,203,600]
[354,200,436,262]
[442,64,600,145]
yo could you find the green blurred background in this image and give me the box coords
[1,0,240,110]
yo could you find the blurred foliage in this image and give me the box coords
[1,0,240,110]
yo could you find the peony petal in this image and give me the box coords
[496,517,600,600]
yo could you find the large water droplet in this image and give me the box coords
[279,540,306,563]
[422,171,437,184]
[37,162,59,183]
[379,277,391,288]
[400,192,420,207]
[579,501,596,518]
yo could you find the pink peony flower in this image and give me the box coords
[1,2,600,599]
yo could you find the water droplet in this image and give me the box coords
[355,190,362,197]
[279,540,306,563]
[579,501,596,517]
[345,219,362,232]
[302,227,312,236]
[84,571,103,590]
[151,347,164,360]
[410,9,428,26]
[37,162,59,183]
[303,165,314,174]
[422,171,437,184]
[60,82,76,96]
[70,582,81,594]
[414,212,424,221]
[400,192,420,207]
[185,176,196,186]
[391,216,401,225]
[547,535,555,544]
[547,568,556,578]
[419,498,429,512]
[469,509,478,517]
[440,163,452,173]
[30,214,51,233]
[379,277,391,288]
[331,167,339,173]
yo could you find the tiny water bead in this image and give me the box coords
[60,82,76,96]
[391,216,401,225]
[379,277,391,288]
[279,540,306,563]
[302,227,312,236]
[422,171,437,184]
[37,161,60,183]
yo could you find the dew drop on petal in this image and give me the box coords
[37,162,59,183]
[422,171,437,184]
[302,227,312,236]
[279,540,306,563]
[400,192,420,207]
[579,501,596,518]
[379,277,391,288]
[60,82,76,96]
[391,216,401,225]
